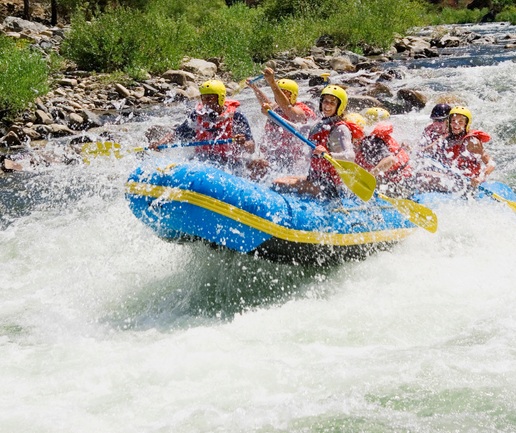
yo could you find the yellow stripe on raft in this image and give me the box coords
[126,181,417,246]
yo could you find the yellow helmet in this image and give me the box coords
[199,80,226,106]
[364,107,390,125]
[344,113,366,129]
[277,79,298,105]
[320,85,348,116]
[449,106,472,132]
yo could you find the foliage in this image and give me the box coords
[425,6,488,24]
[0,35,49,115]
[496,6,516,24]
[61,7,196,73]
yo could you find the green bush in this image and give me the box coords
[426,6,488,25]
[496,6,516,24]
[0,35,49,115]
[62,7,196,73]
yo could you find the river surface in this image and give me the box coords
[2,22,516,432]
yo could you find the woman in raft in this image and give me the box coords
[265,85,364,199]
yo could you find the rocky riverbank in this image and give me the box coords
[2,15,516,149]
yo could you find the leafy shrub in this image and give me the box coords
[0,35,49,115]
[496,6,516,24]
[62,7,196,73]
[426,6,488,25]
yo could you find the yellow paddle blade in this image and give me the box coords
[490,192,516,213]
[324,155,376,202]
[81,142,124,164]
[232,79,247,96]
[378,193,438,233]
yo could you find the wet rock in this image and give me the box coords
[315,35,335,48]
[132,87,145,99]
[142,83,159,96]
[49,124,75,137]
[162,70,195,86]
[20,128,41,140]
[365,83,394,98]
[67,113,84,130]
[355,62,381,72]
[471,35,496,45]
[291,57,319,70]
[0,131,21,147]
[182,58,217,77]
[347,95,384,111]
[284,69,330,81]
[397,88,427,111]
[78,109,102,128]
[184,83,201,99]
[329,57,355,72]
[435,35,461,48]
[265,59,277,69]
[35,110,53,125]
[54,88,67,98]
[505,44,516,49]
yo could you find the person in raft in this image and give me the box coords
[436,106,495,187]
[149,80,257,172]
[354,112,414,197]
[417,103,452,156]
[269,85,363,199]
[246,67,316,171]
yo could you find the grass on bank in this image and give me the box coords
[0,35,49,116]
[62,0,427,80]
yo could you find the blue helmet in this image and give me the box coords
[430,103,452,120]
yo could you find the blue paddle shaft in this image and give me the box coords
[267,110,316,150]
[249,75,264,84]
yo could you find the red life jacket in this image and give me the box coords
[355,122,411,183]
[264,102,316,160]
[345,121,365,149]
[445,130,491,177]
[195,99,241,162]
[439,130,490,164]
[308,117,351,186]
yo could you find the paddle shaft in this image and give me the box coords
[134,138,235,153]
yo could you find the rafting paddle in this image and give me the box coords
[232,75,264,97]
[376,193,438,233]
[81,139,235,163]
[267,109,376,201]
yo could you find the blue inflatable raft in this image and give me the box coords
[125,159,418,265]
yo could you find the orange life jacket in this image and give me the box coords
[264,102,316,161]
[355,122,411,183]
[195,99,241,162]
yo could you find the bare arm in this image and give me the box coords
[263,67,307,123]
[371,156,396,177]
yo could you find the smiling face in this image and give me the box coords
[450,113,468,135]
[321,94,339,117]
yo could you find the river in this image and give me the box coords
[1,22,516,432]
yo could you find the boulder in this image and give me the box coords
[58,78,77,87]
[67,113,84,130]
[329,56,355,72]
[284,69,330,81]
[346,95,383,111]
[291,57,319,70]
[397,88,427,111]
[162,70,196,85]
[49,124,75,137]
[436,35,461,48]
[78,109,103,128]
[0,131,21,147]
[114,83,131,98]
[35,110,53,125]
[182,58,217,77]
[3,17,48,34]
